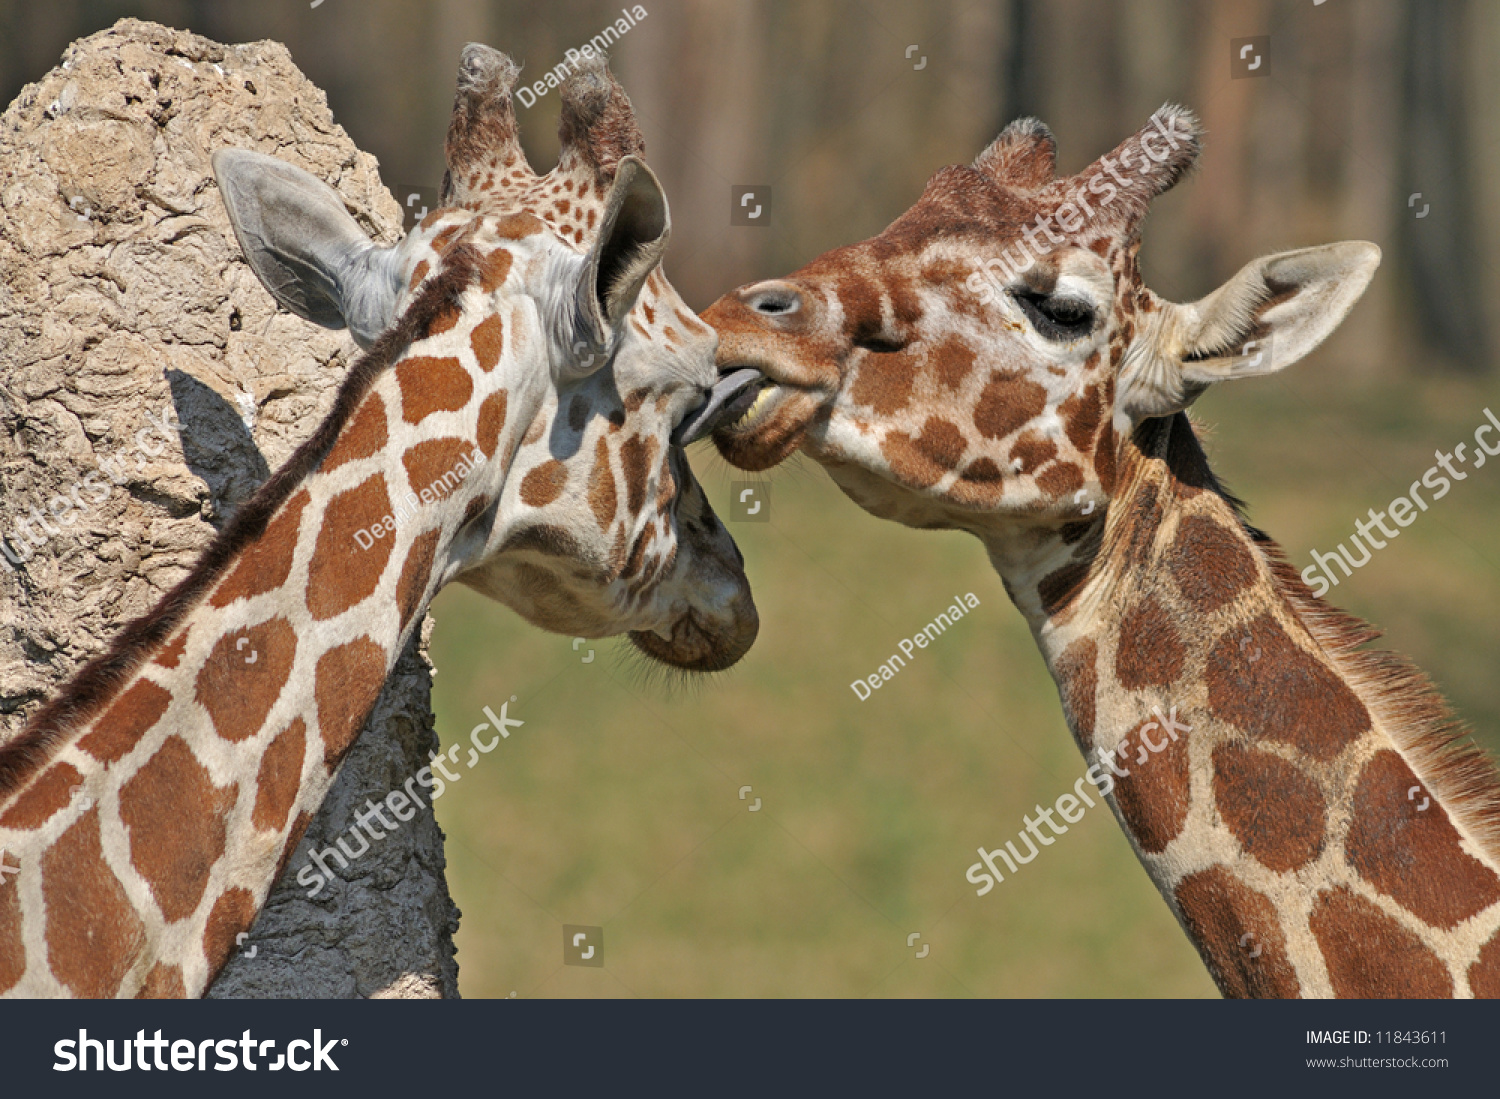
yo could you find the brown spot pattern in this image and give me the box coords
[520,459,568,508]
[620,435,656,515]
[396,356,473,424]
[1036,461,1084,498]
[1212,743,1325,872]
[1094,422,1117,494]
[252,718,308,833]
[42,809,146,998]
[195,616,298,743]
[211,489,312,608]
[494,212,544,239]
[477,389,508,458]
[202,887,258,982]
[425,304,461,338]
[1055,638,1098,748]
[1009,432,1056,475]
[883,418,968,491]
[621,522,656,580]
[0,863,21,993]
[1206,615,1370,761]
[588,436,617,531]
[478,247,513,292]
[849,352,916,415]
[306,474,395,621]
[118,735,234,923]
[1174,866,1301,998]
[929,336,976,390]
[950,456,1006,507]
[397,528,442,631]
[1059,383,1103,453]
[315,637,388,768]
[0,761,82,830]
[471,313,504,372]
[403,437,475,501]
[1112,714,1191,853]
[155,629,189,669]
[973,369,1046,440]
[1114,597,1185,690]
[78,679,173,764]
[1310,886,1453,997]
[1037,560,1090,618]
[1344,750,1500,928]
[135,962,185,999]
[322,397,388,475]
[1169,514,1258,613]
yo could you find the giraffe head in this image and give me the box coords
[212,46,755,670]
[703,108,1379,537]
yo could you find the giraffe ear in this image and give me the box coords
[1118,242,1381,422]
[568,155,670,376]
[212,149,403,350]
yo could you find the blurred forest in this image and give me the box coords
[5,0,1500,373]
[3,1,1500,998]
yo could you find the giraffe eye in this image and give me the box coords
[1015,291,1095,340]
[750,291,799,316]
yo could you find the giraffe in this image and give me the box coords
[0,45,757,999]
[700,107,1500,998]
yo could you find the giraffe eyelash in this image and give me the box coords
[1013,289,1096,341]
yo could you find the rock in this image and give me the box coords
[0,18,458,998]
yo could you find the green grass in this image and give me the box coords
[426,371,1500,998]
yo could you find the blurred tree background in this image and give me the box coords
[3,0,1498,997]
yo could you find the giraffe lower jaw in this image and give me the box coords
[711,374,824,472]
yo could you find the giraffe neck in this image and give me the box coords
[0,255,524,998]
[983,413,1500,998]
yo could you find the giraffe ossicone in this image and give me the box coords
[703,106,1500,998]
[0,44,756,998]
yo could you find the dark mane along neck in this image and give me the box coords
[0,247,480,803]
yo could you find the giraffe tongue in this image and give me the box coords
[670,368,765,447]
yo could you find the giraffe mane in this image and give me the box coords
[0,246,483,804]
[1138,413,1500,874]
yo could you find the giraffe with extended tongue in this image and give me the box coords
[702,107,1500,997]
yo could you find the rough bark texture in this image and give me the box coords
[0,19,459,998]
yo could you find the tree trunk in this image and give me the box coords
[0,18,459,998]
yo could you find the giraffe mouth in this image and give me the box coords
[713,372,809,437]
[719,376,776,429]
[671,368,764,446]
[709,367,823,472]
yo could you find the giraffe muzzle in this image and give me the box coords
[670,367,765,447]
